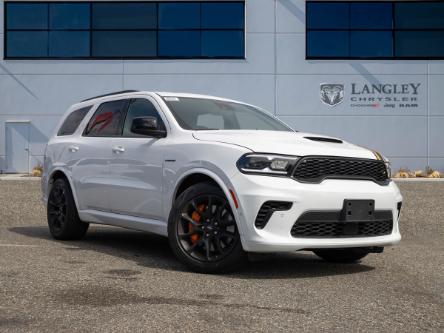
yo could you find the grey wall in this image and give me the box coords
[0,0,443,173]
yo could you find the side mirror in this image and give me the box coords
[131,117,167,138]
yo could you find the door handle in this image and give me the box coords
[112,145,125,153]
[68,145,79,153]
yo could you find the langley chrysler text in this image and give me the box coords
[42,91,402,273]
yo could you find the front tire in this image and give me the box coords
[313,248,370,263]
[168,183,247,273]
[47,178,89,240]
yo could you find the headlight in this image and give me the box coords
[236,154,299,176]
[382,155,392,178]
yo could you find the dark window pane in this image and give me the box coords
[85,100,128,137]
[158,31,200,57]
[50,3,90,30]
[350,31,392,57]
[202,2,244,29]
[92,3,157,29]
[7,31,48,57]
[49,31,90,57]
[395,3,444,29]
[6,3,48,29]
[396,31,444,57]
[306,3,349,29]
[202,31,244,58]
[92,31,157,57]
[350,3,392,29]
[159,3,200,29]
[58,106,92,136]
[123,99,165,137]
[306,31,349,58]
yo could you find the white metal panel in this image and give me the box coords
[246,0,275,33]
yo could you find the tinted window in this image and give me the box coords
[5,1,245,59]
[50,3,90,29]
[395,32,444,57]
[58,106,93,136]
[159,3,200,29]
[158,31,200,57]
[306,31,349,58]
[123,99,165,137]
[92,3,157,29]
[350,3,392,29]
[202,31,244,58]
[6,3,48,29]
[7,31,48,58]
[164,97,291,131]
[92,31,157,57]
[395,3,444,29]
[201,2,245,29]
[306,2,349,29]
[351,31,393,58]
[49,31,90,57]
[85,100,128,137]
[306,1,444,59]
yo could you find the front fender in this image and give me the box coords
[165,166,249,242]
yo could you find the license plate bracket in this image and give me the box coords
[342,200,375,221]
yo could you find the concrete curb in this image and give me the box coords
[0,176,41,181]
[393,178,444,182]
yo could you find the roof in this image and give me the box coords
[78,90,241,105]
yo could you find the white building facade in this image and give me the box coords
[1,0,444,173]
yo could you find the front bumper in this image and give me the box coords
[230,173,402,253]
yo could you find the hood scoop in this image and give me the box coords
[304,136,343,144]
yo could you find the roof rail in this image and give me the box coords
[81,90,140,102]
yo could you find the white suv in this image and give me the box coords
[42,91,402,273]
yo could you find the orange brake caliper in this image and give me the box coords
[190,204,205,244]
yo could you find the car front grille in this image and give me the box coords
[292,156,389,183]
[291,220,393,238]
[291,210,393,238]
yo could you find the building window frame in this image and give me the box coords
[4,1,246,60]
[306,0,444,60]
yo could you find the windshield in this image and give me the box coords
[163,97,293,131]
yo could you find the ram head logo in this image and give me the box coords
[320,84,344,107]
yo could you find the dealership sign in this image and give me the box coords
[320,84,344,106]
[320,82,421,109]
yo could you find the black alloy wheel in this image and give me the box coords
[178,194,238,262]
[48,182,68,234]
[47,178,89,240]
[168,183,246,273]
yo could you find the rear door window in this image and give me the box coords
[84,99,128,136]
[57,105,92,136]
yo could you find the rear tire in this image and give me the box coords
[313,247,370,263]
[47,178,89,240]
[168,183,247,273]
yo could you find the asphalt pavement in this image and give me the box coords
[0,180,443,332]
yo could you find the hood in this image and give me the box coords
[192,130,377,160]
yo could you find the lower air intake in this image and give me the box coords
[255,201,292,229]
